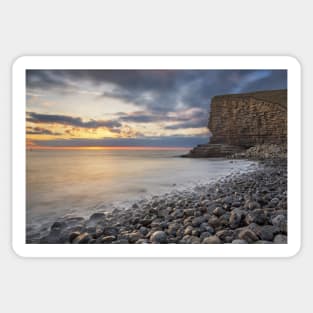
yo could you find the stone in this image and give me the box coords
[202,236,222,244]
[271,215,287,233]
[232,201,242,208]
[229,211,242,229]
[256,225,278,241]
[190,236,201,244]
[50,221,66,231]
[208,215,220,228]
[245,209,266,225]
[89,212,106,222]
[238,229,258,243]
[192,216,206,227]
[139,226,149,236]
[167,223,180,236]
[273,234,287,244]
[69,231,80,243]
[213,207,226,217]
[191,229,200,237]
[150,231,168,244]
[184,226,193,236]
[254,240,272,244]
[245,201,261,210]
[140,218,152,226]
[172,209,184,219]
[269,197,280,207]
[216,230,234,243]
[199,223,214,234]
[99,235,116,243]
[183,209,194,216]
[232,239,248,244]
[136,239,148,244]
[86,212,106,227]
[128,232,141,243]
[72,232,91,244]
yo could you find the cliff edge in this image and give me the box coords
[185,89,287,158]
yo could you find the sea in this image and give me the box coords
[26,149,255,229]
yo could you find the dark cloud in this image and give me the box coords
[26,127,62,135]
[165,119,207,130]
[27,69,287,119]
[116,107,208,129]
[118,111,162,123]
[33,135,209,148]
[26,69,287,140]
[27,112,121,129]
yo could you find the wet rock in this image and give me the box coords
[136,239,148,244]
[50,221,66,231]
[256,225,278,241]
[172,209,184,219]
[208,215,220,228]
[89,212,106,222]
[238,229,258,243]
[254,240,272,244]
[216,230,234,243]
[245,209,266,225]
[199,223,214,234]
[139,226,149,236]
[191,229,200,237]
[189,236,201,244]
[69,231,80,243]
[232,239,247,244]
[213,207,226,217]
[86,212,106,227]
[202,236,222,244]
[271,215,287,233]
[72,232,91,244]
[184,226,193,236]
[140,218,152,226]
[167,223,180,236]
[229,211,243,229]
[99,235,116,243]
[192,216,206,227]
[269,197,280,207]
[183,209,194,216]
[273,234,287,244]
[128,232,141,243]
[245,201,261,210]
[200,232,211,241]
[150,231,167,243]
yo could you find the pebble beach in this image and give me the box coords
[27,154,287,244]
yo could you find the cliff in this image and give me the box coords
[185,89,287,158]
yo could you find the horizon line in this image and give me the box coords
[26,146,192,151]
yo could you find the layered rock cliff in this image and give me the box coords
[185,89,287,158]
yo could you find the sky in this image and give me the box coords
[26,69,287,149]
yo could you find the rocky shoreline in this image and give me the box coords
[27,156,287,244]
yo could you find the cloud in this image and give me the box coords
[26,69,287,145]
[115,107,208,130]
[27,69,287,118]
[26,127,62,135]
[32,135,209,148]
[27,112,121,129]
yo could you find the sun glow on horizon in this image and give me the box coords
[26,145,191,151]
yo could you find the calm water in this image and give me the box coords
[27,149,254,227]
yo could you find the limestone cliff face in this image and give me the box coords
[208,89,287,147]
[185,89,287,158]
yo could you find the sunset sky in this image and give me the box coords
[26,69,287,149]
